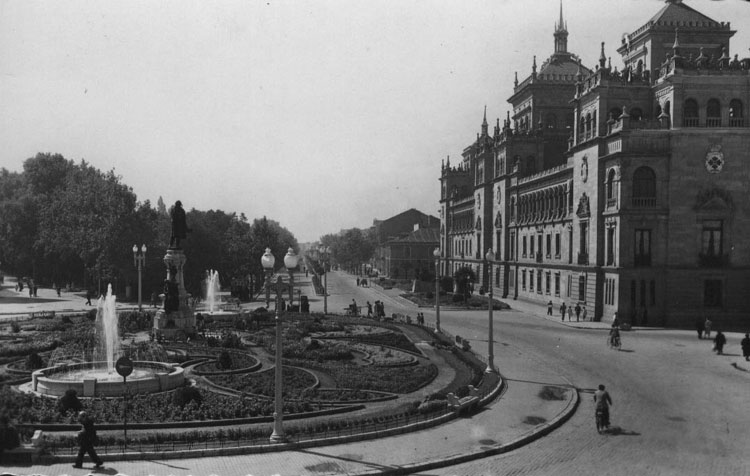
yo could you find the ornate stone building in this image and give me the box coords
[439,0,750,328]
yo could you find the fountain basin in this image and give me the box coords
[32,361,185,397]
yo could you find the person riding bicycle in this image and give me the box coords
[609,324,621,348]
[594,384,613,429]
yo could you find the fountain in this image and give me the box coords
[31,285,184,397]
[205,269,221,313]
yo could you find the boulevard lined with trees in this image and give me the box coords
[0,153,298,300]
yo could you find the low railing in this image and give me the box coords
[631,197,657,208]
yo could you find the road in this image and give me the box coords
[324,271,750,475]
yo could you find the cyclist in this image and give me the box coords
[594,384,613,431]
[609,324,621,349]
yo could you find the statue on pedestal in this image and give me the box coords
[169,200,191,249]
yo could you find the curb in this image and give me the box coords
[353,380,579,475]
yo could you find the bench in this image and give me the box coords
[446,385,481,414]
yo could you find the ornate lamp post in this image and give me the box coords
[261,247,299,443]
[485,248,496,373]
[132,244,147,311]
[433,247,441,333]
[319,245,332,314]
[263,248,274,310]
[284,248,298,309]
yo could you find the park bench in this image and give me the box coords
[446,385,481,414]
[29,310,55,319]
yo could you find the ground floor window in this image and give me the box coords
[578,275,586,302]
[537,270,542,294]
[545,271,551,294]
[554,273,560,297]
[530,271,534,292]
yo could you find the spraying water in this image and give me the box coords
[94,284,119,375]
[205,270,221,313]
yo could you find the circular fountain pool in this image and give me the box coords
[32,361,185,397]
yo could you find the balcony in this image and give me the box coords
[535,252,543,263]
[577,252,589,265]
[729,117,745,127]
[683,117,699,127]
[706,117,722,127]
[632,197,657,208]
[699,253,729,268]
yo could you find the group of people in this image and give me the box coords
[355,277,369,287]
[364,300,386,319]
[554,301,587,322]
[695,317,750,359]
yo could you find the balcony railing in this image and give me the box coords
[577,252,589,265]
[698,253,729,268]
[706,117,722,127]
[729,117,745,127]
[683,117,699,127]
[632,197,657,208]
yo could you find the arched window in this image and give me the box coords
[609,107,622,122]
[729,99,744,126]
[632,166,656,207]
[630,107,643,121]
[606,169,616,201]
[706,99,721,127]
[683,99,698,126]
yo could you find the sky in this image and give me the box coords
[1,0,748,243]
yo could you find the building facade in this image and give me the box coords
[439,0,750,329]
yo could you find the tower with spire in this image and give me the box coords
[554,0,568,54]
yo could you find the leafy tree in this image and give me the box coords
[57,389,83,414]
[453,267,477,302]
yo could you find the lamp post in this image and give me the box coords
[261,247,299,443]
[433,247,441,333]
[485,249,495,373]
[319,246,332,314]
[132,244,147,311]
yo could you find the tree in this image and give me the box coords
[453,267,477,303]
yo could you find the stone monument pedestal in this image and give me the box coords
[153,247,195,340]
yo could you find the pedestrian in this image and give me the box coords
[704,317,712,339]
[73,411,104,469]
[612,311,619,328]
[56,284,61,297]
[560,302,566,321]
[594,384,613,429]
[350,299,358,316]
[741,333,750,361]
[575,302,582,322]
[85,290,92,306]
[713,330,726,355]
[28,285,33,298]
[568,306,574,322]
[356,277,360,287]
[367,301,373,318]
[582,306,588,321]
[547,300,553,316]
[695,317,705,339]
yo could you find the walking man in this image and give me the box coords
[560,302,566,321]
[741,333,750,361]
[713,330,726,355]
[547,300,553,316]
[73,411,103,469]
[582,306,588,321]
[575,302,582,322]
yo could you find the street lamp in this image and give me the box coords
[132,244,147,311]
[262,248,275,310]
[433,247,441,333]
[319,246,332,314]
[261,247,299,443]
[485,248,495,373]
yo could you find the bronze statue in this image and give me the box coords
[169,200,191,248]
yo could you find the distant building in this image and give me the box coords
[381,227,439,280]
[370,208,439,275]
[439,0,750,329]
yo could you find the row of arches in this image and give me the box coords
[682,98,744,127]
[515,185,572,224]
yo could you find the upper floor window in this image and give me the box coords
[546,113,557,129]
[706,99,721,127]
[606,169,616,201]
[634,229,651,267]
[683,99,699,127]
[632,166,656,207]
[630,108,643,121]
[729,99,744,127]
[700,220,724,267]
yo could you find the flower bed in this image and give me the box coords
[207,366,318,398]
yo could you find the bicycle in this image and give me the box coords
[608,335,621,350]
[595,408,606,433]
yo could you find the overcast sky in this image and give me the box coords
[1,0,748,243]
